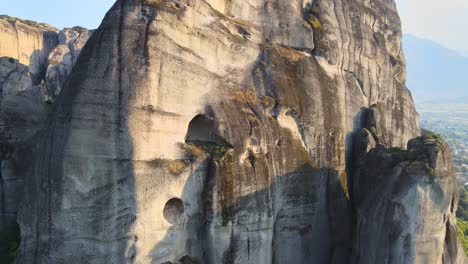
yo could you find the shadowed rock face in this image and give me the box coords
[0,57,47,229]
[351,126,466,263]
[0,18,92,241]
[0,0,462,263]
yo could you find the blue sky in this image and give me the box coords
[0,0,115,29]
[1,0,466,57]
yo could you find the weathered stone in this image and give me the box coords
[352,138,466,264]
[43,27,92,102]
[0,57,47,229]
[0,15,58,83]
[0,0,461,264]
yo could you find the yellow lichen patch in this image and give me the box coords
[143,0,160,8]
[233,90,258,105]
[260,96,276,108]
[167,160,189,176]
[308,16,322,30]
[339,170,350,199]
[183,143,207,159]
[273,45,305,62]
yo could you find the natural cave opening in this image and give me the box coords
[163,198,184,225]
[185,115,216,144]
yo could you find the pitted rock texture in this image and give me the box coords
[5,0,462,264]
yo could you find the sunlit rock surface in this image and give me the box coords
[0,0,462,263]
[0,15,58,83]
[43,27,92,102]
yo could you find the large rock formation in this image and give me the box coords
[0,18,91,237]
[0,16,92,101]
[43,27,93,102]
[0,57,47,231]
[350,115,466,263]
[0,16,58,84]
[0,0,461,264]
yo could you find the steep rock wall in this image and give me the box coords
[0,20,91,238]
[11,0,454,263]
[0,16,58,83]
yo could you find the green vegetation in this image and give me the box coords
[416,133,446,151]
[423,162,435,177]
[0,15,52,29]
[370,126,379,138]
[457,186,468,221]
[457,219,468,255]
[382,147,425,165]
[0,223,20,264]
[186,140,231,161]
[457,186,468,254]
[382,147,413,164]
[381,147,435,178]
[418,108,467,185]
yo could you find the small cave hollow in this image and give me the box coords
[185,114,216,143]
[163,198,184,225]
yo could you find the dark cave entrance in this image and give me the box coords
[185,115,216,144]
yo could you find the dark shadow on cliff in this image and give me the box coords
[149,157,351,264]
[15,1,138,262]
[345,107,369,207]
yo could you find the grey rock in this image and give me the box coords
[0,57,47,228]
[352,137,466,264]
[43,27,92,102]
[0,1,459,264]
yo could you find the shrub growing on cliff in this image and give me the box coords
[457,218,468,255]
[416,133,446,151]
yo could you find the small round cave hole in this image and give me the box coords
[163,198,184,224]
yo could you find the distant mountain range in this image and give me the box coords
[403,34,468,104]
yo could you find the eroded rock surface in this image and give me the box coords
[43,27,92,102]
[352,133,466,264]
[0,15,58,83]
[0,18,91,235]
[0,57,47,228]
[0,0,461,264]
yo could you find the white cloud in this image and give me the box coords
[396,0,468,56]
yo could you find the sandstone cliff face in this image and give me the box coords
[1,1,462,264]
[0,19,91,236]
[0,16,92,101]
[43,27,93,102]
[0,16,58,83]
